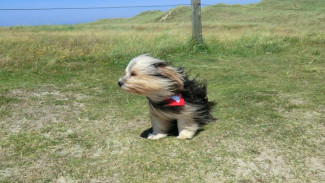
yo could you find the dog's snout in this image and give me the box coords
[118,80,124,87]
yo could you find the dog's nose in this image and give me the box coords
[118,80,123,87]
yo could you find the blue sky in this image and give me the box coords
[0,0,261,26]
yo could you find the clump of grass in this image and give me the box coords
[1,132,60,156]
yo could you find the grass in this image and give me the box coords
[0,0,324,182]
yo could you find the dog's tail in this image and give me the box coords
[181,76,217,126]
[195,100,217,126]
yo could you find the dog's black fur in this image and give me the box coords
[182,76,216,125]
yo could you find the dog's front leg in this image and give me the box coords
[148,114,169,140]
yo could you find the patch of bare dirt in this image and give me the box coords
[234,147,292,180]
[159,9,175,22]
[1,86,87,133]
[307,157,325,181]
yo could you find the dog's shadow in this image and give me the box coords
[140,127,204,139]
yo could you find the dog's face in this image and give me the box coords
[118,55,184,101]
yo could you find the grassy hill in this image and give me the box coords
[93,0,325,29]
[0,0,324,182]
[257,0,325,10]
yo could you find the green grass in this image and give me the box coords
[1,0,324,182]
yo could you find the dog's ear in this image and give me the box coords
[153,62,167,68]
[156,65,184,90]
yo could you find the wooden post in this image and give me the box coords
[191,0,203,44]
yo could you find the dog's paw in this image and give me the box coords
[177,130,195,140]
[147,133,167,140]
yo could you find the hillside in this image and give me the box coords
[92,0,325,30]
[257,0,325,10]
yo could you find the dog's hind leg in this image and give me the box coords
[176,118,198,139]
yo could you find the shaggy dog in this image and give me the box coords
[118,55,215,140]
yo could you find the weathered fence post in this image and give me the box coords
[191,0,203,44]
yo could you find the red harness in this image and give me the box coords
[167,94,185,106]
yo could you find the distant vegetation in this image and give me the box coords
[0,0,324,182]
[93,0,325,27]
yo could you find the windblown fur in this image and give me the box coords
[118,54,216,139]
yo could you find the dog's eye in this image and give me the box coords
[131,72,137,77]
